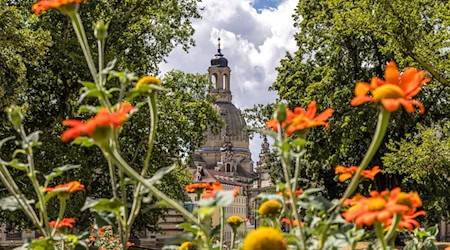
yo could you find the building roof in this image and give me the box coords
[215,101,247,139]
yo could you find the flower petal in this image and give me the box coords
[385,62,399,85]
[381,99,401,112]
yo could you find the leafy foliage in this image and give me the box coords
[383,123,450,223]
[0,0,212,233]
[264,0,450,222]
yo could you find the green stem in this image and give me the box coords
[0,165,42,233]
[385,213,402,245]
[219,207,225,250]
[375,221,388,250]
[68,13,98,85]
[18,125,52,236]
[51,198,67,237]
[98,39,105,86]
[127,94,158,229]
[277,127,306,250]
[341,107,391,202]
[107,159,118,198]
[107,148,205,231]
[231,228,236,250]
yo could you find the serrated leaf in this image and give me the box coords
[0,196,34,211]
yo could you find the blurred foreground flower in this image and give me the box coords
[342,188,425,228]
[351,61,430,114]
[49,218,75,230]
[61,102,135,142]
[179,241,196,250]
[135,76,162,88]
[243,227,286,250]
[267,101,333,136]
[32,0,85,15]
[335,166,381,182]
[258,200,282,217]
[44,181,85,194]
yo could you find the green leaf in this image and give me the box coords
[72,137,95,147]
[94,211,116,228]
[45,164,80,183]
[78,105,101,114]
[81,197,123,215]
[178,222,200,235]
[0,196,34,211]
[79,81,97,90]
[8,159,28,171]
[28,238,54,250]
[26,131,41,144]
[274,103,287,123]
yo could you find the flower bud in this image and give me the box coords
[94,20,109,40]
[6,106,23,131]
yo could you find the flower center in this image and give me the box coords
[367,197,387,211]
[396,192,412,207]
[372,84,404,101]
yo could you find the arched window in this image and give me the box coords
[211,73,218,89]
[223,74,230,90]
[226,163,231,172]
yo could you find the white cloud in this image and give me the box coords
[159,0,298,160]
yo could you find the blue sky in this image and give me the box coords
[252,0,285,10]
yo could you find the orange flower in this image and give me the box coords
[61,102,135,142]
[44,181,85,194]
[281,218,303,226]
[277,189,303,199]
[335,166,381,182]
[266,101,334,136]
[335,166,359,182]
[342,188,423,227]
[32,0,85,15]
[201,190,215,199]
[185,183,211,193]
[201,184,239,199]
[444,246,450,250]
[49,218,75,229]
[386,210,426,231]
[351,61,430,114]
[361,166,382,180]
[126,242,134,247]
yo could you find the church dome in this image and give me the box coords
[210,52,228,67]
[215,101,247,140]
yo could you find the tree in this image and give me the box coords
[0,0,222,233]
[383,123,450,224]
[265,0,450,221]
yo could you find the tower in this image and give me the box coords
[208,38,232,102]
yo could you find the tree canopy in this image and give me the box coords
[0,0,224,233]
[264,0,450,222]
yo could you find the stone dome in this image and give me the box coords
[215,101,248,141]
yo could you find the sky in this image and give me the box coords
[159,0,298,162]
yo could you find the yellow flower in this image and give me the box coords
[179,241,196,250]
[258,200,282,217]
[243,227,286,250]
[227,215,245,228]
[136,76,161,88]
